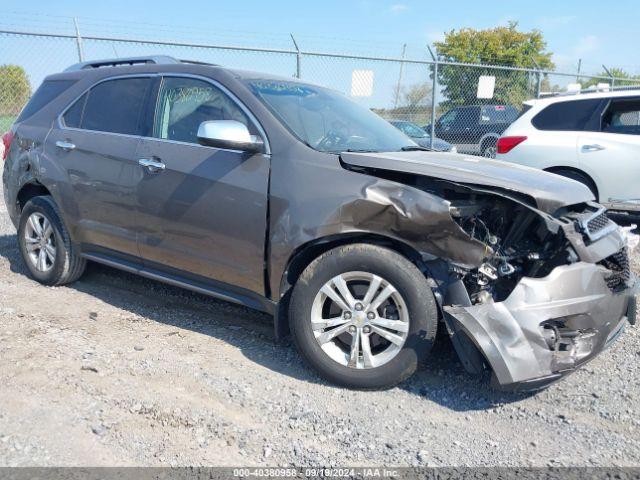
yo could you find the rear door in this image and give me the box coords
[578,96,640,209]
[47,76,152,258]
[134,75,270,295]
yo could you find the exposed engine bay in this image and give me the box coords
[411,175,632,306]
[447,194,573,303]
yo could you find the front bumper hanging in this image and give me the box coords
[445,261,637,390]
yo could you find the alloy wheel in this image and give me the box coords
[24,212,56,272]
[310,271,409,369]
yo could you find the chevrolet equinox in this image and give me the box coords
[2,56,637,390]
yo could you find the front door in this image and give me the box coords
[134,75,270,295]
[578,97,640,210]
[47,76,152,258]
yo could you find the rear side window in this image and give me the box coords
[602,98,640,135]
[532,99,601,131]
[16,79,76,123]
[479,105,518,125]
[63,77,150,135]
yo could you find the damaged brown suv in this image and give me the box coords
[3,56,637,390]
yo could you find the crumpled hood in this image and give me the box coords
[341,151,595,214]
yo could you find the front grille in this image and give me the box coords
[587,211,610,235]
[601,248,631,291]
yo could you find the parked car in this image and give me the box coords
[496,90,640,214]
[389,120,456,152]
[2,57,636,390]
[425,104,519,157]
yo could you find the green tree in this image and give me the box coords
[581,68,640,89]
[0,65,31,116]
[434,22,554,109]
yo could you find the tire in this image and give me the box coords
[17,195,86,286]
[550,169,598,200]
[289,244,438,389]
[481,138,497,158]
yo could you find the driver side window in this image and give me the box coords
[154,77,252,144]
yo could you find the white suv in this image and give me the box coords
[496,90,640,213]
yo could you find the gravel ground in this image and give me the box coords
[0,181,639,467]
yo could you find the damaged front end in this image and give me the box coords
[335,151,636,390]
[440,188,637,390]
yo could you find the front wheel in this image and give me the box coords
[289,244,438,389]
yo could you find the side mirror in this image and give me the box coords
[197,120,264,153]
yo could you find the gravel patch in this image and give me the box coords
[0,182,638,467]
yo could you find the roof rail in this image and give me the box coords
[179,59,219,66]
[64,55,181,72]
[539,83,640,98]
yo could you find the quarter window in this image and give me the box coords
[602,98,640,135]
[17,79,76,123]
[154,77,251,144]
[63,77,150,135]
[531,99,601,131]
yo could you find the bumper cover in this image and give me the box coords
[444,261,637,390]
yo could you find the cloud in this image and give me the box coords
[552,36,601,72]
[389,4,408,13]
[574,35,599,56]
[536,15,577,29]
[426,30,445,44]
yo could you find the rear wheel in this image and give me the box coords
[18,196,86,286]
[289,244,438,389]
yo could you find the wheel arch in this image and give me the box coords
[544,166,599,201]
[480,133,499,149]
[16,181,52,213]
[273,232,428,341]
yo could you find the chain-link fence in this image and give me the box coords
[2,28,640,154]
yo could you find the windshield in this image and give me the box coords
[395,121,428,138]
[246,79,416,153]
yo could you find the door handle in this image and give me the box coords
[55,140,76,151]
[581,144,606,152]
[138,158,166,173]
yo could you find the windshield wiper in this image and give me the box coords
[400,145,432,152]
[338,148,380,153]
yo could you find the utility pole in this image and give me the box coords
[393,44,407,109]
[73,17,84,62]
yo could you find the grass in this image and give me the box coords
[0,115,16,132]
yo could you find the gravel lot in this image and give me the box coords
[0,181,639,468]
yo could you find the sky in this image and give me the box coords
[1,0,639,109]
[2,0,638,74]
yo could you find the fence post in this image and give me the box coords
[427,46,438,151]
[602,65,615,89]
[73,17,84,62]
[576,58,582,83]
[530,56,542,98]
[290,34,301,79]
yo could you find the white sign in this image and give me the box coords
[477,75,496,99]
[351,70,374,97]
